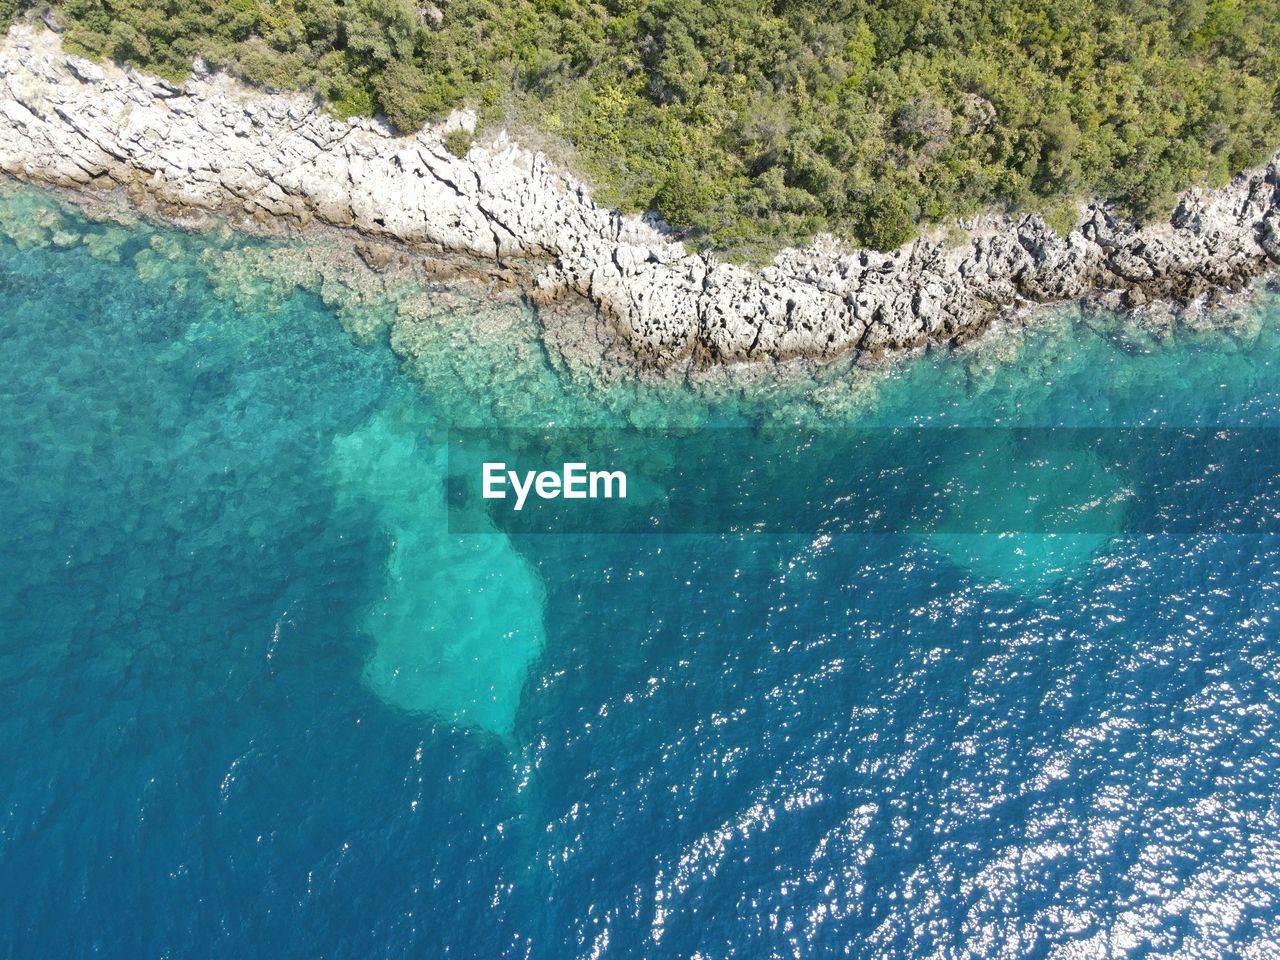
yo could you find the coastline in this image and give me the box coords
[2,24,1280,374]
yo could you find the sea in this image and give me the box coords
[2,181,1279,958]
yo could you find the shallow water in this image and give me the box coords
[3,184,1280,957]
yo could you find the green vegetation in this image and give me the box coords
[17,0,1280,257]
[442,126,474,158]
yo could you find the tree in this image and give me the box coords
[375,61,437,132]
[861,190,916,250]
[653,162,714,227]
[340,0,417,67]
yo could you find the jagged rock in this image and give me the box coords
[1260,213,1280,263]
[354,240,405,272]
[64,57,103,83]
[1,23,1279,373]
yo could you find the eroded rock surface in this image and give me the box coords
[2,24,1278,369]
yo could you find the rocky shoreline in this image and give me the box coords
[2,23,1280,373]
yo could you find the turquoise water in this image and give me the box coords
[3,183,1280,956]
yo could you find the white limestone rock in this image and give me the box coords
[1,23,1278,372]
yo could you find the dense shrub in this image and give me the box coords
[442,127,475,158]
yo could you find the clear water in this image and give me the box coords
[3,183,1280,957]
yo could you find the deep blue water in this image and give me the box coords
[3,185,1280,958]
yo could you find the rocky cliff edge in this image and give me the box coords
[3,24,1280,370]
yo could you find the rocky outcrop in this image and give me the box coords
[2,24,1279,370]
